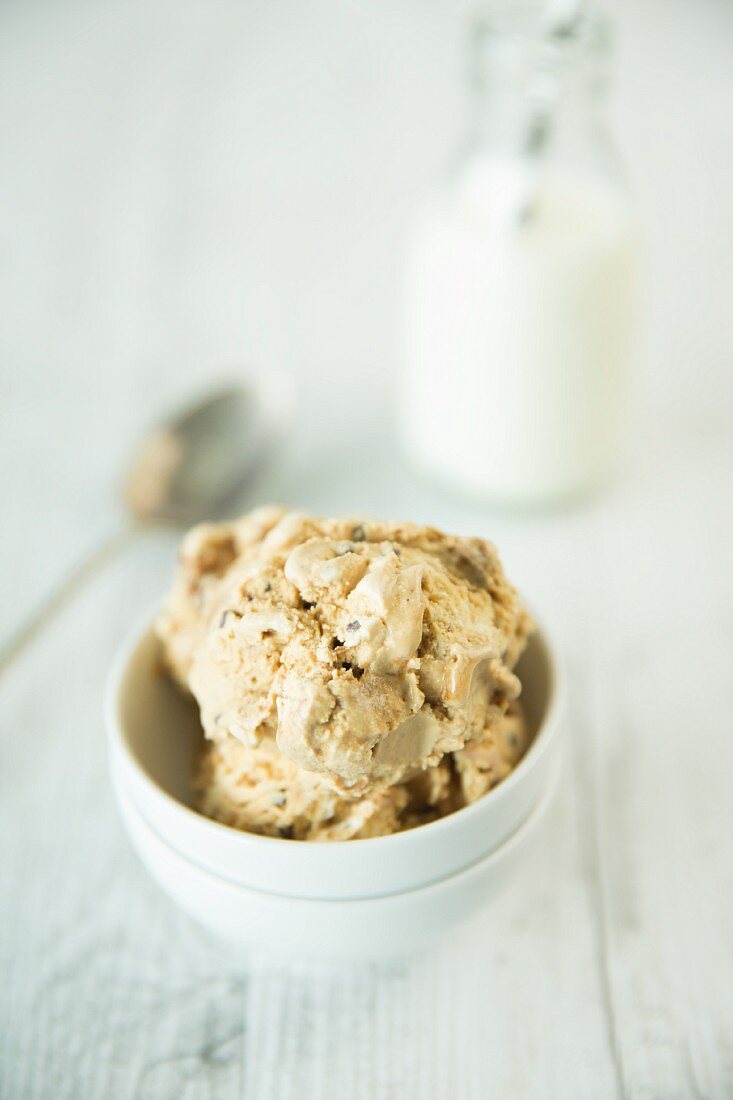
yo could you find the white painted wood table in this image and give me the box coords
[1,1,732,1096]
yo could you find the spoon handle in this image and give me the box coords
[0,523,135,676]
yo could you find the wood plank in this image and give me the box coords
[585,440,733,1100]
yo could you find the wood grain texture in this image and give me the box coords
[1,0,732,1096]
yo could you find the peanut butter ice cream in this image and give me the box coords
[157,505,533,839]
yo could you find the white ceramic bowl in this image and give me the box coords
[106,619,563,901]
[113,765,560,959]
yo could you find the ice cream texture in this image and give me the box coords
[157,505,534,839]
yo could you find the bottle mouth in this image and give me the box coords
[470,1,611,88]
[472,0,609,38]
[468,1,611,103]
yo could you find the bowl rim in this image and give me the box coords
[105,604,564,852]
[115,754,561,905]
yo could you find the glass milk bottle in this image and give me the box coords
[401,4,638,505]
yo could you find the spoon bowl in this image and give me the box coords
[124,374,293,526]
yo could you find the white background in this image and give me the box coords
[1,1,731,1097]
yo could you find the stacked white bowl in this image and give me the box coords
[106,617,563,960]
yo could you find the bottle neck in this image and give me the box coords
[466,5,610,165]
[468,80,604,159]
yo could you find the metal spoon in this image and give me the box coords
[124,377,292,526]
[0,375,293,671]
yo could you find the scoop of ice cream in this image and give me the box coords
[158,506,532,796]
[196,702,528,840]
[196,731,411,841]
